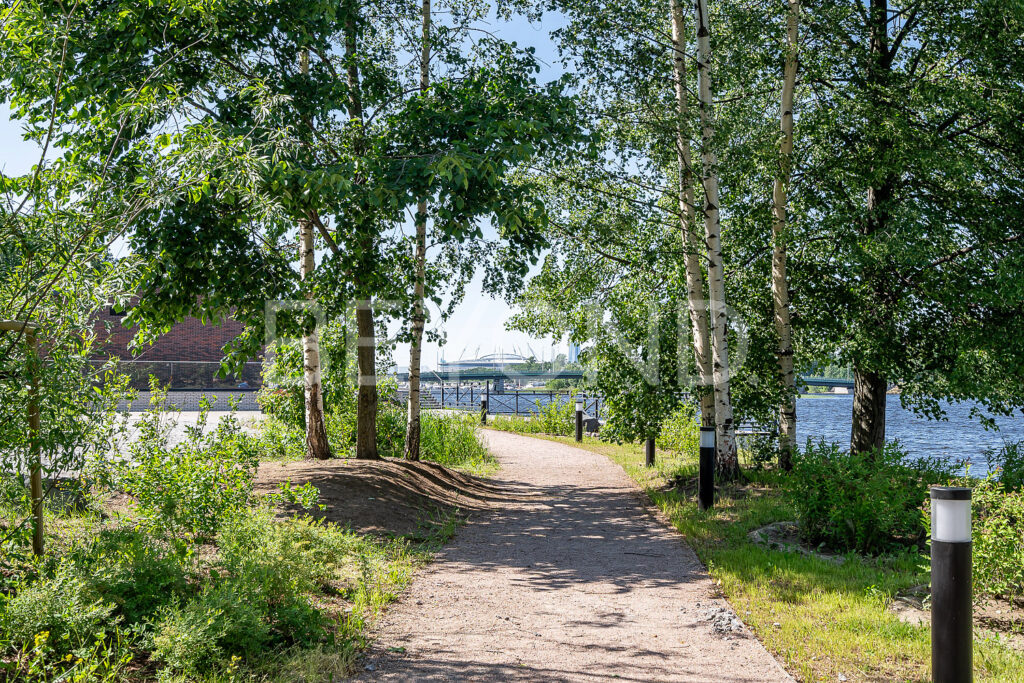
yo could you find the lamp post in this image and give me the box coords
[645,437,655,467]
[698,426,715,511]
[575,400,584,442]
[931,486,972,683]
[480,395,488,426]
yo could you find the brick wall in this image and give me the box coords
[93,308,249,362]
[92,308,264,389]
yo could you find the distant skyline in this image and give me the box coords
[0,10,571,370]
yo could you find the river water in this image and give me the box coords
[795,394,1024,475]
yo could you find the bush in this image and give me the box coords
[420,412,493,470]
[95,389,259,544]
[965,476,1024,603]
[215,510,328,644]
[788,440,953,554]
[986,440,1024,491]
[256,415,306,461]
[151,585,270,677]
[0,568,115,657]
[65,529,189,624]
[658,404,699,456]
[257,386,306,431]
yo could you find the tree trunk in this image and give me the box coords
[771,0,800,469]
[356,299,379,459]
[669,0,715,430]
[345,15,378,460]
[299,219,332,460]
[849,0,895,457]
[851,367,887,455]
[405,0,431,462]
[693,0,738,478]
[298,50,331,460]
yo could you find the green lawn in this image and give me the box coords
[534,435,1024,682]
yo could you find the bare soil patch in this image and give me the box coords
[889,585,1024,650]
[255,458,513,537]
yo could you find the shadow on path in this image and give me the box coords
[356,431,791,682]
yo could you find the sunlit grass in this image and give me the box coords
[541,435,1024,682]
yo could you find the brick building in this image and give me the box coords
[94,307,262,389]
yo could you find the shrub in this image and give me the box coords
[257,386,306,431]
[65,529,189,624]
[985,440,1024,491]
[788,440,953,554]
[151,585,270,677]
[0,568,115,657]
[965,476,1024,603]
[96,392,259,544]
[215,510,328,644]
[659,404,699,456]
[420,412,493,470]
[256,416,306,461]
[535,399,574,436]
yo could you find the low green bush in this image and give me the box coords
[96,391,259,544]
[66,529,189,624]
[491,401,574,436]
[256,415,306,461]
[151,585,270,678]
[962,476,1024,603]
[0,568,115,658]
[658,404,699,456]
[788,440,953,554]
[420,412,493,470]
[986,440,1024,491]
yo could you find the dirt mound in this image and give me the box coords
[255,459,511,537]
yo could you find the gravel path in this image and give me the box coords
[358,431,791,682]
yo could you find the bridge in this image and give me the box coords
[394,368,854,390]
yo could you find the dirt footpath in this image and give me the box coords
[358,431,791,682]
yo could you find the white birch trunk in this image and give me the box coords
[693,0,738,477]
[669,0,715,430]
[772,0,799,468]
[405,0,431,461]
[298,49,331,460]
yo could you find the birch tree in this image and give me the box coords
[669,0,715,431]
[771,0,799,468]
[295,50,332,460]
[693,0,738,476]
[404,0,432,461]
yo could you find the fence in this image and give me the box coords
[93,360,262,391]
[424,382,603,419]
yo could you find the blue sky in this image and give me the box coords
[0,9,570,370]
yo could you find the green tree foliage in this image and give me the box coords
[792,0,1024,452]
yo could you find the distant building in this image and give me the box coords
[568,343,580,364]
[438,352,529,371]
[93,306,261,389]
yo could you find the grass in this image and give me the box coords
[254,411,499,477]
[533,435,1024,682]
[0,483,459,682]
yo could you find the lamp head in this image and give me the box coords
[931,487,971,543]
[699,426,716,450]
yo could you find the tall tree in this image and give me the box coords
[669,0,715,430]
[693,0,738,476]
[771,0,800,467]
[404,0,432,461]
[298,50,332,460]
[794,0,1024,455]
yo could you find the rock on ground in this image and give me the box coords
[357,430,792,682]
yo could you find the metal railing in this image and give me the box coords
[423,382,602,419]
